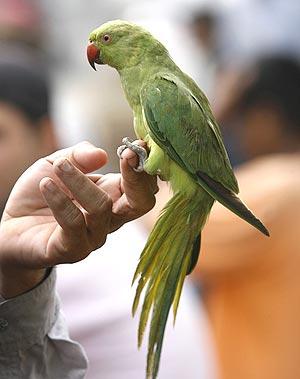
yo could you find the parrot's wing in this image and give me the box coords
[141,74,238,192]
[140,75,269,236]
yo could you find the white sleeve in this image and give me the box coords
[0,269,88,379]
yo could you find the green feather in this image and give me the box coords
[133,190,213,378]
[172,241,194,322]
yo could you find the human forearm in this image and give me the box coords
[0,268,88,379]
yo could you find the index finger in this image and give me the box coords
[53,157,111,216]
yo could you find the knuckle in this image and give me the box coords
[67,166,84,183]
[92,193,112,215]
[140,196,156,214]
[71,211,84,229]
[87,229,108,252]
[66,170,90,194]
[93,234,107,250]
[71,172,97,197]
[98,235,107,248]
[63,204,84,228]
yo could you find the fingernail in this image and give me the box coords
[58,159,72,172]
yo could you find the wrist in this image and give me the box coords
[0,265,47,299]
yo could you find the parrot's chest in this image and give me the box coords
[133,107,149,140]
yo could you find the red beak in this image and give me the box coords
[87,42,100,71]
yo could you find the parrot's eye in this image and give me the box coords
[102,34,111,44]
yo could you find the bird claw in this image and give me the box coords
[117,144,127,159]
[117,137,148,172]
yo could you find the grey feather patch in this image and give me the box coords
[186,233,201,275]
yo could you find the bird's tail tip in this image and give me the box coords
[260,223,270,237]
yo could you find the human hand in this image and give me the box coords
[0,142,157,298]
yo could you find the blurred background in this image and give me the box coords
[0,1,300,379]
[1,0,299,170]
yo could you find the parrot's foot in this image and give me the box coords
[117,137,148,172]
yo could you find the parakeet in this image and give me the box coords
[87,20,269,379]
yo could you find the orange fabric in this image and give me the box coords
[197,153,300,379]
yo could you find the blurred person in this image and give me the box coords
[188,8,220,96]
[0,0,43,49]
[191,11,216,52]
[213,0,300,67]
[0,61,56,213]
[0,58,217,378]
[194,56,300,379]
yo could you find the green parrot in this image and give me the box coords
[87,20,269,379]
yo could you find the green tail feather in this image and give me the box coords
[132,190,214,379]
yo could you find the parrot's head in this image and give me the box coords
[87,20,168,71]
